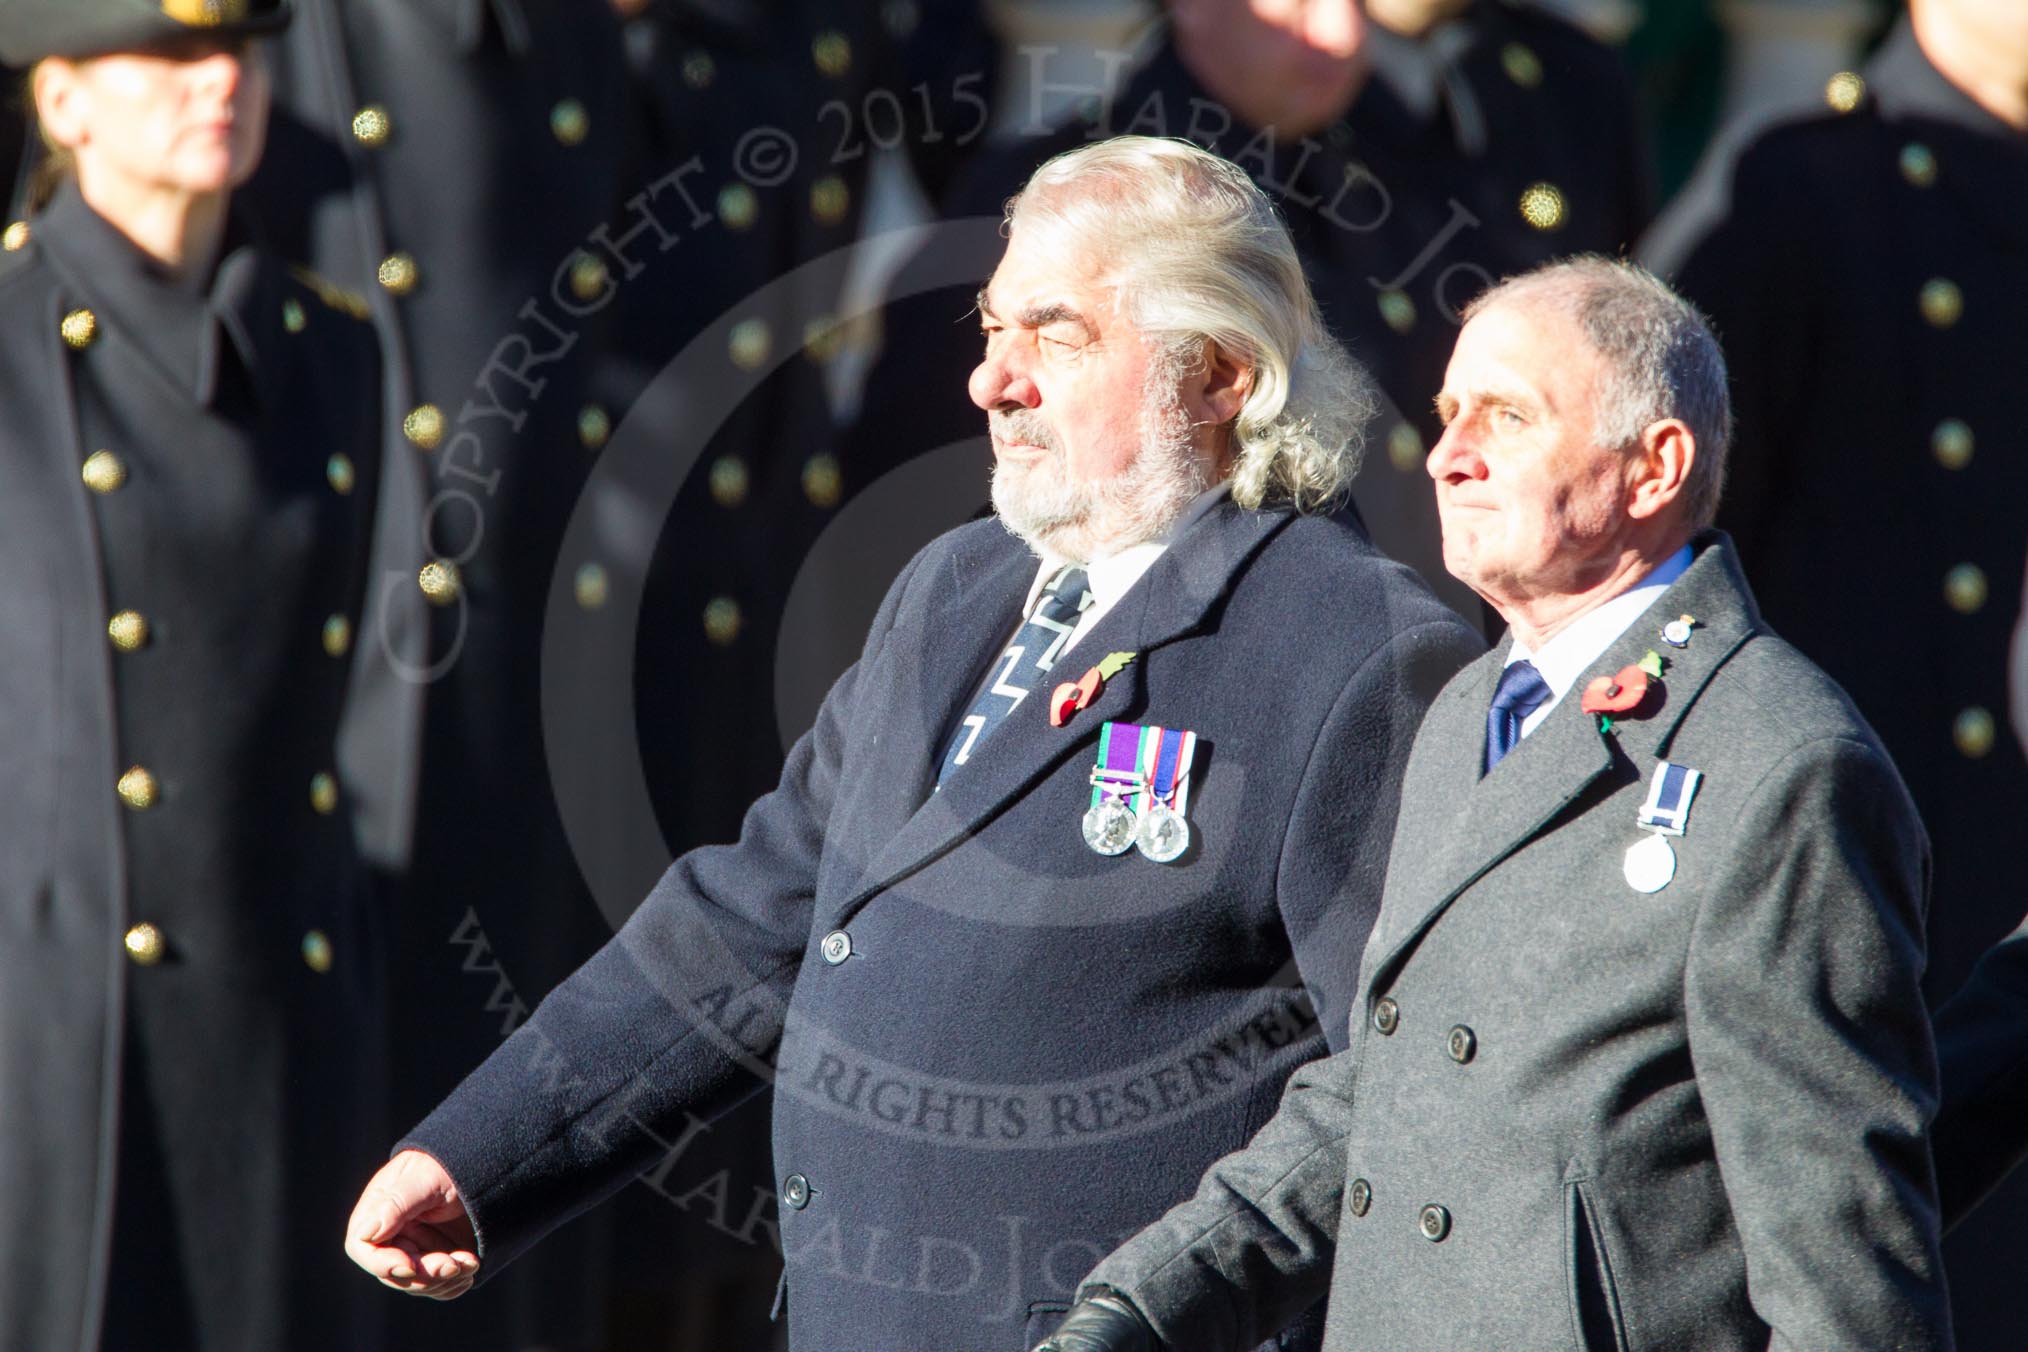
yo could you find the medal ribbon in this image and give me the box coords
[1636,761,1701,837]
[1148,726,1198,813]
[1091,721,1149,813]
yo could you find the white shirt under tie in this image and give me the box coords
[1504,544,1694,740]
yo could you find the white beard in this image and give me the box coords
[989,382,1212,564]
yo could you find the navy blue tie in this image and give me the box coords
[1484,659,1550,773]
[937,566,1093,783]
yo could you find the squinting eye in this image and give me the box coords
[1494,408,1525,428]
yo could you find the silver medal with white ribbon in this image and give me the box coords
[1624,760,1701,894]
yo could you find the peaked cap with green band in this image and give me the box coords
[0,0,291,66]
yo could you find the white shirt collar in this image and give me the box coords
[1506,544,1694,733]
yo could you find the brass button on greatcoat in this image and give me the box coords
[802,454,843,510]
[811,31,851,76]
[1824,71,1865,113]
[326,453,357,494]
[82,449,128,494]
[1349,1178,1372,1217]
[282,298,307,333]
[1447,1025,1477,1064]
[125,922,167,966]
[782,1173,812,1209]
[1899,142,1937,188]
[310,772,339,815]
[302,929,334,973]
[1501,42,1543,88]
[728,318,771,370]
[61,308,98,349]
[322,614,352,657]
[1388,423,1424,473]
[550,98,590,146]
[717,184,758,231]
[1377,288,1416,334]
[703,596,742,646]
[403,404,446,450]
[1419,1203,1452,1242]
[1944,564,1988,615]
[574,563,610,611]
[351,104,392,147]
[820,930,852,965]
[810,176,850,227]
[118,765,159,810]
[1955,707,1996,759]
[107,610,150,652]
[1372,996,1400,1036]
[578,404,611,451]
[1517,183,1566,231]
[419,560,462,605]
[1932,418,1974,470]
[2,220,29,251]
[709,456,750,508]
[377,252,419,296]
[1919,278,1963,329]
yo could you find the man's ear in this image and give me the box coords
[1192,341,1253,427]
[1627,417,1694,522]
[34,61,89,153]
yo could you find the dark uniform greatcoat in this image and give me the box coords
[399,500,1482,1351]
[1660,26,2028,1342]
[0,184,384,1352]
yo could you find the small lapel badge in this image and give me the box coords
[1661,613,1697,649]
[1623,760,1702,894]
[1052,651,1137,727]
[1084,720,1199,862]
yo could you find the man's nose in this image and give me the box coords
[1426,421,1482,483]
[968,348,1040,412]
[194,49,246,97]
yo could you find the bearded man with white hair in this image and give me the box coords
[340,135,1482,1352]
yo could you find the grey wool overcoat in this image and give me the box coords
[1083,533,1956,1350]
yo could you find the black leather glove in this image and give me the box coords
[1032,1290,1157,1352]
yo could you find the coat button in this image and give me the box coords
[1419,1203,1451,1242]
[1954,707,1995,759]
[550,98,590,146]
[1372,996,1400,1036]
[82,449,128,494]
[377,251,419,295]
[419,560,462,605]
[302,929,334,974]
[1824,70,1865,113]
[1931,418,1974,470]
[1349,1178,1371,1217]
[1448,1025,1477,1064]
[709,455,751,508]
[117,766,159,810]
[1919,278,1963,328]
[322,615,353,658]
[107,610,151,652]
[703,596,743,646]
[802,454,843,509]
[782,1173,812,1209]
[2,219,28,251]
[1899,142,1937,188]
[61,307,98,349]
[310,772,339,815]
[124,922,167,965]
[820,931,852,965]
[1517,182,1566,231]
[351,104,392,147]
[403,403,446,449]
[578,404,611,451]
[1943,564,1988,615]
[326,453,357,495]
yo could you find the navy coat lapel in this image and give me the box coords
[828,499,1291,926]
[1372,532,1758,972]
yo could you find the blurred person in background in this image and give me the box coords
[1652,5,2028,1340]
[0,1,385,1348]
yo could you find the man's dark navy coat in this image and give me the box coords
[405,497,1482,1350]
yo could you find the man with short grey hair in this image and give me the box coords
[338,136,1482,1351]
[1037,257,1955,1351]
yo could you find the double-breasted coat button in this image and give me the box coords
[1419,1203,1451,1241]
[1899,142,1938,188]
[326,453,356,494]
[118,766,159,810]
[1349,1178,1372,1217]
[574,563,609,611]
[1931,418,1974,470]
[1447,1025,1477,1064]
[1388,423,1424,473]
[282,297,307,333]
[302,929,334,973]
[1377,288,1416,334]
[550,98,590,147]
[728,318,771,370]
[1955,707,1996,759]
[61,308,98,349]
[82,449,128,494]
[782,1173,812,1209]
[2,220,28,250]
[124,922,167,966]
[820,930,852,965]
[419,560,462,605]
[377,252,419,296]
[810,176,850,227]
[310,772,339,815]
[710,456,750,508]
[1517,183,1566,232]
[578,404,611,451]
[1372,996,1400,1035]
[1919,278,1963,329]
[703,596,742,646]
[717,184,758,231]
[323,614,352,657]
[1501,42,1543,88]
[351,104,392,147]
[811,31,851,77]
[1943,564,1988,615]
[1824,71,1865,113]
[107,610,150,652]
[403,403,446,450]
[802,454,843,509]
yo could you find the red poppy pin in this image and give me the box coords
[1050,650,1137,728]
[1582,651,1667,732]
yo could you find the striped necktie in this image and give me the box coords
[937,565,1092,783]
